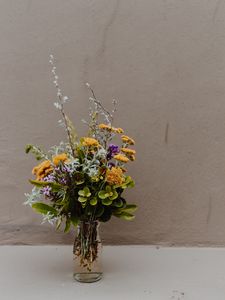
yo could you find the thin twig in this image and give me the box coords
[87,84,113,124]
[58,95,75,157]
[49,55,75,157]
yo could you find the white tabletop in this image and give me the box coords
[1,245,225,300]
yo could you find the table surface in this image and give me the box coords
[1,245,225,300]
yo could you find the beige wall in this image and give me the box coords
[1,0,225,245]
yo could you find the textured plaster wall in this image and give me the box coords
[1,0,225,245]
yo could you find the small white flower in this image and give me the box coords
[58,119,65,127]
[41,212,57,225]
[63,96,69,102]
[54,102,62,109]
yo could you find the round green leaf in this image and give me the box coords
[98,190,108,199]
[113,199,124,207]
[78,196,87,203]
[102,198,113,206]
[90,197,98,206]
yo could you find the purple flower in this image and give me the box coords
[42,186,52,197]
[59,177,67,185]
[62,165,73,174]
[107,144,119,160]
[43,174,55,182]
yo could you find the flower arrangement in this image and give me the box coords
[25,55,137,281]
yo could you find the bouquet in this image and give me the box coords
[25,55,137,281]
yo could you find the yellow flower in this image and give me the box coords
[99,123,112,131]
[53,153,68,166]
[120,148,136,161]
[121,135,135,145]
[114,154,129,163]
[118,128,124,134]
[99,124,124,134]
[81,137,100,147]
[112,127,124,134]
[32,160,53,180]
[121,148,136,155]
[106,167,125,185]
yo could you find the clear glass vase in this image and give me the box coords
[73,221,102,283]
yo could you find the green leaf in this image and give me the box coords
[95,206,104,217]
[118,204,138,214]
[78,190,85,197]
[120,176,135,189]
[64,219,71,233]
[98,208,112,222]
[85,205,93,216]
[127,180,135,188]
[78,196,87,203]
[71,216,79,227]
[29,180,47,188]
[75,179,84,185]
[78,187,91,197]
[32,203,57,216]
[98,190,108,199]
[90,197,98,206]
[29,180,63,192]
[50,182,65,192]
[113,198,124,207]
[101,198,113,206]
[76,180,85,185]
[81,202,87,208]
[83,187,91,197]
[114,212,135,221]
[25,144,32,154]
[109,190,118,201]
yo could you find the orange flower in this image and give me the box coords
[114,154,129,163]
[121,148,136,155]
[32,160,53,180]
[81,137,100,147]
[99,124,124,134]
[121,135,135,145]
[53,153,68,166]
[98,124,112,131]
[112,127,124,134]
[106,167,125,185]
[120,148,136,161]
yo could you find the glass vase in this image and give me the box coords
[73,220,102,283]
